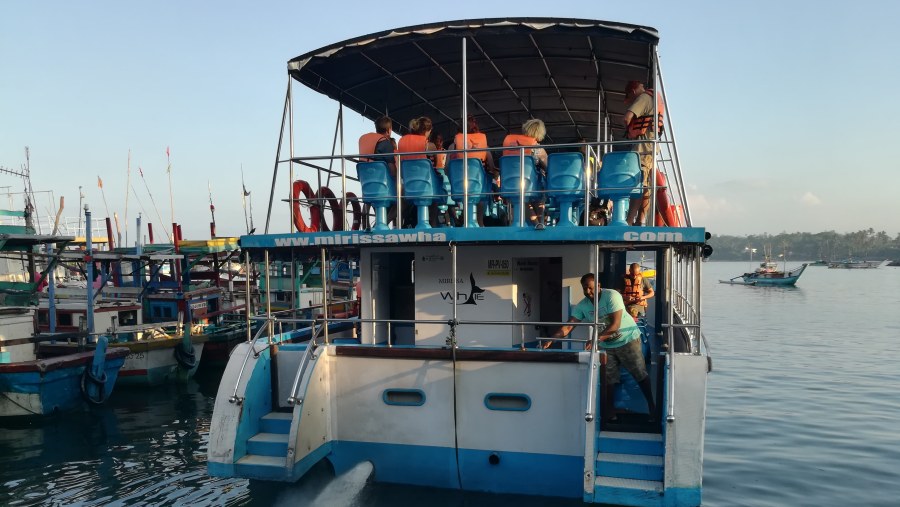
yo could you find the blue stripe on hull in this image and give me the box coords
[458,448,582,498]
[328,441,581,497]
[330,441,460,490]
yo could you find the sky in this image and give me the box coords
[2,0,899,241]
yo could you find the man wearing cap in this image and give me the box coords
[622,80,664,226]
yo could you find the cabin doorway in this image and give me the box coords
[371,252,415,345]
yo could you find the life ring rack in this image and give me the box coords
[291,180,363,231]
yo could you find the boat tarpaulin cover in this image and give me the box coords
[287,18,659,146]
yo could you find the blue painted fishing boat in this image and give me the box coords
[208,18,712,506]
[0,229,128,417]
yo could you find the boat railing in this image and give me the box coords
[228,322,271,405]
[287,139,688,230]
[285,320,326,406]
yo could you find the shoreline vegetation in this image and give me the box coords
[708,229,900,262]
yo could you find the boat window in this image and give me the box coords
[484,393,531,411]
[382,388,425,406]
[118,310,138,326]
[58,312,73,326]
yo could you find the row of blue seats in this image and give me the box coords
[357,151,644,230]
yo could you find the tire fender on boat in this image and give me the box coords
[346,191,362,231]
[291,180,320,232]
[80,364,109,405]
[316,186,343,231]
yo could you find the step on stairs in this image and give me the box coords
[594,431,664,507]
[235,412,292,479]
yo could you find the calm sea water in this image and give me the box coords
[2,261,899,506]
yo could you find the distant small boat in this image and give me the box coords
[827,258,884,269]
[720,261,808,286]
[808,260,829,267]
[888,260,900,267]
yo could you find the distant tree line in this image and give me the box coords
[708,229,900,261]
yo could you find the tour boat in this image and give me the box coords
[207,18,711,507]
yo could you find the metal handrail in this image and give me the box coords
[286,320,326,406]
[228,322,271,404]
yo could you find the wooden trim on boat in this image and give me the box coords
[0,347,129,374]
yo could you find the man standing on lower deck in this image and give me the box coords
[546,273,657,423]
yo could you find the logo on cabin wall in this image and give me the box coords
[439,273,486,305]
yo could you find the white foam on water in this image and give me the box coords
[273,461,374,507]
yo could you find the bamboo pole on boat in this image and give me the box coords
[166,147,174,238]
[124,149,131,246]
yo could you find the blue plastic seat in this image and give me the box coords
[546,152,585,227]
[499,155,542,226]
[448,158,488,227]
[356,161,396,231]
[401,159,442,229]
[597,151,642,226]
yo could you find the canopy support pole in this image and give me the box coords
[265,78,291,234]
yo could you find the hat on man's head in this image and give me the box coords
[624,80,643,101]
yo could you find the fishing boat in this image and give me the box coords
[0,226,128,417]
[720,244,807,286]
[35,210,207,386]
[207,18,711,506]
[827,258,884,269]
[719,262,808,286]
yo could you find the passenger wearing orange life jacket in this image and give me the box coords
[358,116,398,227]
[622,263,654,319]
[451,115,497,177]
[501,118,548,225]
[358,116,396,178]
[398,116,448,227]
[622,81,664,226]
[502,118,548,171]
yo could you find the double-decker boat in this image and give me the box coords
[208,18,712,506]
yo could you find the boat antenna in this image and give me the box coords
[166,146,175,240]
[97,175,112,223]
[137,165,171,241]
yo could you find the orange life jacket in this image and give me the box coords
[623,273,646,307]
[434,152,447,169]
[451,132,489,162]
[358,132,390,161]
[397,134,429,161]
[626,90,665,140]
[502,134,538,157]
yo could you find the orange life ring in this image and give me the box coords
[292,180,319,232]
[316,187,343,231]
[345,192,362,231]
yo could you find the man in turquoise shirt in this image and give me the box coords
[547,273,656,424]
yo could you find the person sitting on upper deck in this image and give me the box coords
[622,263,654,320]
[398,116,437,162]
[622,80,665,227]
[398,117,448,226]
[502,118,549,172]
[358,116,397,178]
[546,273,656,424]
[451,115,498,178]
[502,118,548,225]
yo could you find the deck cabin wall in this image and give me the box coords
[358,245,597,348]
[0,309,37,363]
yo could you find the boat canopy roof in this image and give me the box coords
[288,18,659,146]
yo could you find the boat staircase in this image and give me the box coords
[593,427,665,506]
[234,411,292,479]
